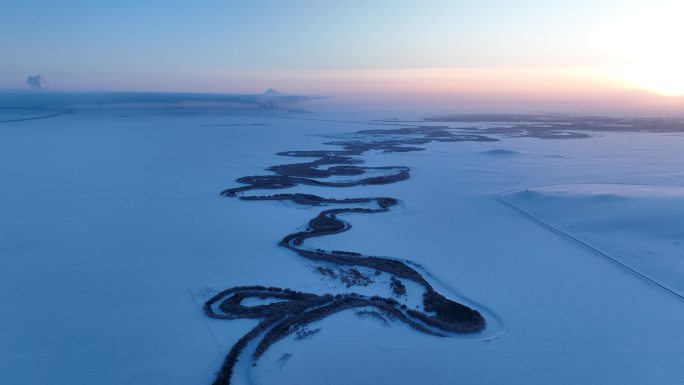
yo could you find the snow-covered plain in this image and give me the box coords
[500,184,684,297]
[1,105,684,385]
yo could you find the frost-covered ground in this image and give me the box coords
[500,184,684,297]
[1,105,683,385]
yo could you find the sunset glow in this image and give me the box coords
[612,66,684,97]
[591,0,684,97]
[1,0,683,111]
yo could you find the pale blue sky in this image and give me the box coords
[0,0,667,93]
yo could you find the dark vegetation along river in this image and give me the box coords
[204,114,674,385]
[203,124,502,385]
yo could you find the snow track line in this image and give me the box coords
[0,107,70,123]
[496,187,684,301]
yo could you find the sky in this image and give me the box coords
[1,0,683,112]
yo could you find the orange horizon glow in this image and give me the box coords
[199,67,682,113]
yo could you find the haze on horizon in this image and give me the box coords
[1,0,683,113]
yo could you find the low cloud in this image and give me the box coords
[26,74,47,89]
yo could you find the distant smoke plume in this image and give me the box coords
[26,74,47,89]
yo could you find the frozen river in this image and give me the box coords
[1,106,683,385]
